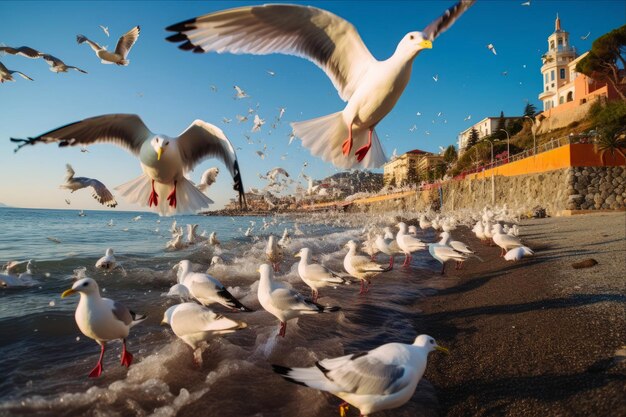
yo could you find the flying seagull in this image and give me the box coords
[77,26,140,65]
[233,85,249,99]
[11,114,247,215]
[521,0,531,6]
[197,167,219,193]
[99,25,110,37]
[487,43,497,55]
[0,61,33,83]
[60,164,118,208]
[165,1,476,169]
[581,32,591,40]
[0,45,43,58]
[42,54,87,74]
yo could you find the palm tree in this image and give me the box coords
[594,127,626,164]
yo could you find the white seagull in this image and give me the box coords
[396,222,427,267]
[176,260,253,312]
[266,235,283,272]
[77,26,140,66]
[99,25,110,37]
[11,114,247,215]
[95,248,117,271]
[492,224,523,256]
[61,277,147,378]
[197,167,219,194]
[233,85,249,99]
[209,231,220,245]
[272,334,448,416]
[343,240,391,294]
[60,164,117,208]
[504,246,534,261]
[0,61,33,83]
[166,1,475,169]
[295,247,350,302]
[161,302,247,364]
[487,43,497,55]
[257,263,340,337]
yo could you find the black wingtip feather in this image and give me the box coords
[165,33,188,43]
[271,365,308,387]
[165,18,197,32]
[179,41,197,51]
[193,45,205,53]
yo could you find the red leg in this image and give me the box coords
[355,128,373,162]
[312,289,318,303]
[358,280,366,295]
[148,180,159,207]
[89,342,106,378]
[167,181,177,208]
[121,339,133,368]
[278,321,287,337]
[342,124,353,156]
[388,255,394,269]
[364,280,370,293]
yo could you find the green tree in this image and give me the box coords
[443,145,458,164]
[575,25,626,101]
[523,102,538,117]
[591,101,626,163]
[493,111,506,140]
[467,127,480,148]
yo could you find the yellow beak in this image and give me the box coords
[435,345,450,354]
[256,268,260,273]
[294,253,301,258]
[61,288,76,298]
[157,147,163,161]
[420,40,433,49]
[160,320,168,326]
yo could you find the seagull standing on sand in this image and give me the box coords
[272,334,448,416]
[295,247,350,302]
[0,61,33,83]
[161,303,247,364]
[176,260,253,312]
[166,1,475,169]
[257,264,340,337]
[438,232,481,269]
[11,114,246,215]
[77,26,140,66]
[60,164,117,208]
[343,240,391,294]
[61,277,147,377]
[492,224,523,256]
[396,222,427,267]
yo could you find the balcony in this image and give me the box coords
[538,90,555,100]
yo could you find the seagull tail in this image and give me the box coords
[272,364,342,392]
[129,311,148,327]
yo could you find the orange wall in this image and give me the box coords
[467,144,625,180]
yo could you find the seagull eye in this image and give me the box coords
[410,35,414,40]
[164,142,169,146]
[82,282,88,287]
[430,339,434,344]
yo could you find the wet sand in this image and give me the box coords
[417,212,626,416]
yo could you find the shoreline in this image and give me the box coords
[415,212,626,416]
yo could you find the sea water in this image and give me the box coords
[0,207,442,417]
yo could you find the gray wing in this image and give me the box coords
[76,35,103,52]
[114,26,140,58]
[319,353,408,395]
[112,301,133,325]
[176,120,245,208]
[9,70,33,81]
[86,178,118,207]
[10,114,152,154]
[422,0,476,41]
[0,46,43,58]
[165,4,375,101]
[64,164,75,181]
[41,54,63,67]
[270,287,321,312]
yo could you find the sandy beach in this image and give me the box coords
[417,212,626,416]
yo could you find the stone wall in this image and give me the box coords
[567,166,626,210]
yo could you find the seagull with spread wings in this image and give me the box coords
[60,164,117,208]
[166,1,475,169]
[77,25,140,65]
[0,45,44,58]
[0,61,33,83]
[42,54,87,74]
[11,114,246,215]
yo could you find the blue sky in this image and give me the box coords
[0,1,623,211]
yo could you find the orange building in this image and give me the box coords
[538,15,620,116]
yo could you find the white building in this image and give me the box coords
[538,14,578,111]
[457,116,521,154]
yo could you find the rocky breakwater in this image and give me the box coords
[567,166,626,210]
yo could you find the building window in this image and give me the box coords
[560,68,566,79]
[544,73,549,83]
[550,40,555,50]
[567,91,573,102]
[551,70,555,81]
[559,96,564,104]
[557,38,563,46]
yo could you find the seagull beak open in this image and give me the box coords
[157,147,164,161]
[435,345,450,354]
[420,40,433,49]
[61,288,76,298]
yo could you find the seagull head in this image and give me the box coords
[62,277,99,298]
[151,136,170,161]
[257,263,273,280]
[295,247,310,259]
[397,32,432,57]
[344,240,357,251]
[161,304,177,326]
[413,334,449,354]
[105,248,114,256]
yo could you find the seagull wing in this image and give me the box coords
[176,120,245,207]
[270,287,320,313]
[0,46,43,58]
[64,164,75,181]
[10,114,151,155]
[10,70,33,81]
[110,300,133,325]
[422,0,476,41]
[352,255,387,272]
[317,350,410,395]
[77,35,103,52]
[172,303,243,335]
[306,263,346,284]
[41,54,63,67]
[114,26,141,58]
[86,178,118,207]
[166,4,376,101]
[434,245,467,261]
